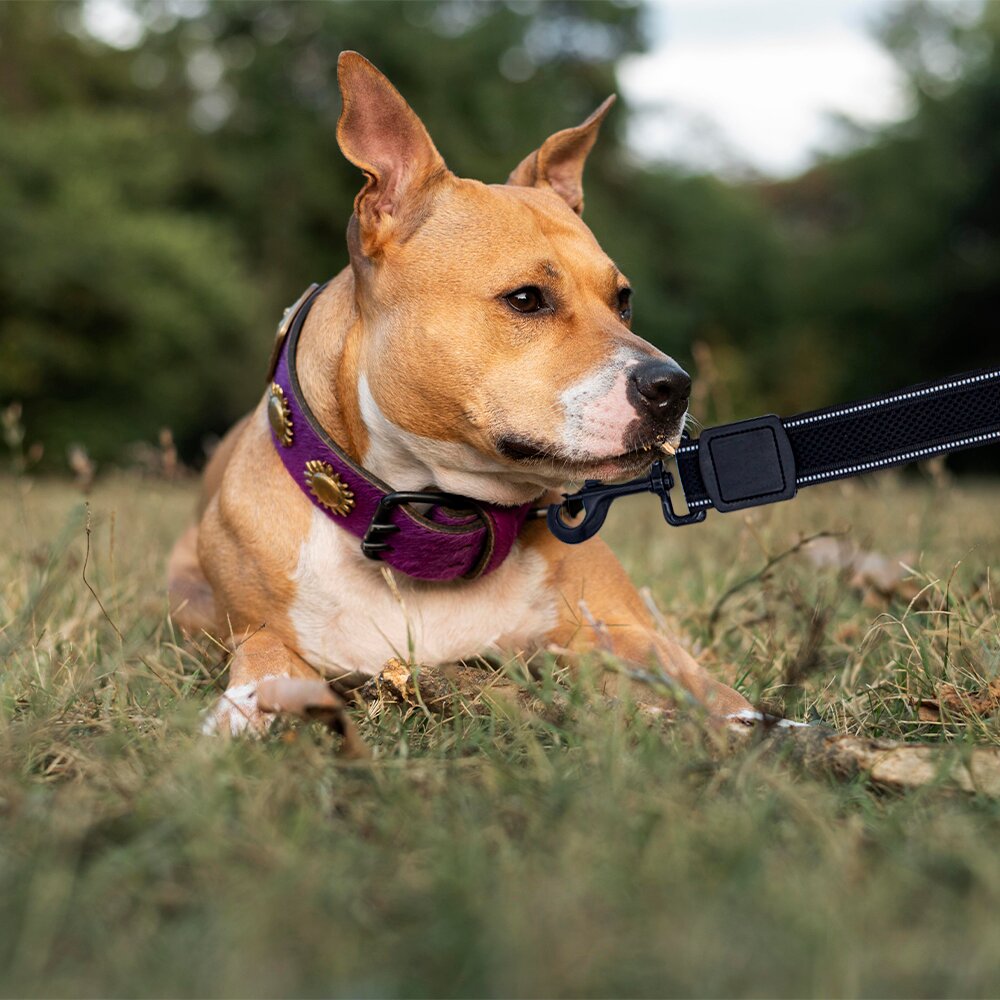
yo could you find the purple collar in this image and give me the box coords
[265,283,535,582]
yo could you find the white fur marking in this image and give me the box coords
[727,709,808,728]
[358,375,543,504]
[288,507,558,679]
[202,674,286,737]
[560,349,640,456]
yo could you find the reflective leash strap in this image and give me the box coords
[548,365,1000,543]
[676,365,1000,513]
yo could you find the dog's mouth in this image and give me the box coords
[494,431,680,483]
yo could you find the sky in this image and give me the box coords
[618,0,914,177]
[78,0,975,180]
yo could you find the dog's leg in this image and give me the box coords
[167,523,217,637]
[167,416,253,637]
[203,627,324,737]
[531,525,753,717]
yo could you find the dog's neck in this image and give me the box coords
[294,270,439,494]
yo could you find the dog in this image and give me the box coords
[168,51,753,735]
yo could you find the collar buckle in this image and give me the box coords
[361,490,486,561]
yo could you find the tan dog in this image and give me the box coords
[168,51,753,735]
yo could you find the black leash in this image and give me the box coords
[548,365,1000,543]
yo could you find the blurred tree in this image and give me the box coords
[1,0,663,463]
[0,1,258,461]
[0,109,255,459]
[4,0,993,472]
[766,1,1000,415]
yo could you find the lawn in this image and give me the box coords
[2,470,1000,998]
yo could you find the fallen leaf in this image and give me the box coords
[360,657,419,708]
[256,676,369,758]
[916,680,1000,722]
[804,537,921,603]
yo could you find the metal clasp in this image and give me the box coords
[546,459,706,545]
[657,465,708,527]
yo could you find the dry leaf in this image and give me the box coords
[731,720,1000,797]
[361,658,498,708]
[916,680,1000,722]
[360,657,419,707]
[804,536,921,603]
[255,677,369,758]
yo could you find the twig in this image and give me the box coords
[82,503,123,643]
[706,530,845,638]
[639,586,670,634]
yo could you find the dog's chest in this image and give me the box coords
[287,508,558,677]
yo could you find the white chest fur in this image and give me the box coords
[288,507,558,679]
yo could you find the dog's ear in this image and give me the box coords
[506,95,615,215]
[337,51,448,254]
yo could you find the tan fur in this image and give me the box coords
[169,51,752,733]
[527,520,749,714]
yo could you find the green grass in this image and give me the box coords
[2,471,1000,998]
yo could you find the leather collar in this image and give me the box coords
[266,283,535,582]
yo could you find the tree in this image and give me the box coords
[767,2,1000,416]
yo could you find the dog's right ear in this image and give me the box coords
[336,51,448,255]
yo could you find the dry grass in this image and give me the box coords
[2,470,1000,997]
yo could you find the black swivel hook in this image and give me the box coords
[546,458,706,544]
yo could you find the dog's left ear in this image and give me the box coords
[506,95,615,215]
[337,51,449,254]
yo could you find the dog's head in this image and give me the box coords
[337,52,690,504]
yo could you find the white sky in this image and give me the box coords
[618,0,915,176]
[80,0,976,178]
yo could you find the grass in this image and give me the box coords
[2,469,1000,998]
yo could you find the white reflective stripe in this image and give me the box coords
[796,428,1000,485]
[785,369,1000,429]
[681,428,1000,506]
[676,370,1000,507]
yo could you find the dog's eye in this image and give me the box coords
[618,288,633,323]
[505,286,546,314]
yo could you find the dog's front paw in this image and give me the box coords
[202,675,287,737]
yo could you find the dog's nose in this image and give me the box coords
[630,359,692,415]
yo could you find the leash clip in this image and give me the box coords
[547,459,706,544]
